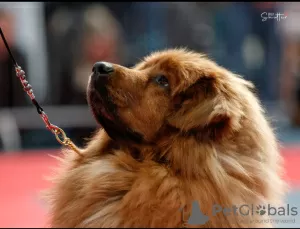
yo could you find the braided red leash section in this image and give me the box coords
[1,27,82,157]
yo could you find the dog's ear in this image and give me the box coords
[168,73,245,138]
[172,77,215,110]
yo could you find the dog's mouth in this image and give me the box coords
[87,72,119,124]
[87,72,145,144]
[99,105,114,121]
[98,95,115,122]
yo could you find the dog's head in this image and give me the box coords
[87,49,255,144]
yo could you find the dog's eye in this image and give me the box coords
[154,75,169,88]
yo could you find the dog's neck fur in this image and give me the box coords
[81,127,264,216]
[74,112,284,228]
[83,124,234,180]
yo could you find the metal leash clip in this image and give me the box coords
[1,27,83,157]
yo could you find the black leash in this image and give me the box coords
[0,27,82,156]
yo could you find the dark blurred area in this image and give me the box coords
[0,2,300,152]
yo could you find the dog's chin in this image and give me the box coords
[87,74,116,124]
[87,82,145,144]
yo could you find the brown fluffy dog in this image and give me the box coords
[47,49,286,228]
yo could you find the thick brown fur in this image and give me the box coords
[46,49,287,228]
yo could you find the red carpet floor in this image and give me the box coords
[0,147,299,228]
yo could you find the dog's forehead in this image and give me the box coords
[134,55,177,71]
[133,49,226,93]
[135,50,215,73]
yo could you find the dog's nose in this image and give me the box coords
[92,62,114,74]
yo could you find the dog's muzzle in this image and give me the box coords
[92,61,114,77]
[91,61,114,92]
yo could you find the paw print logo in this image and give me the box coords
[256,205,266,215]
